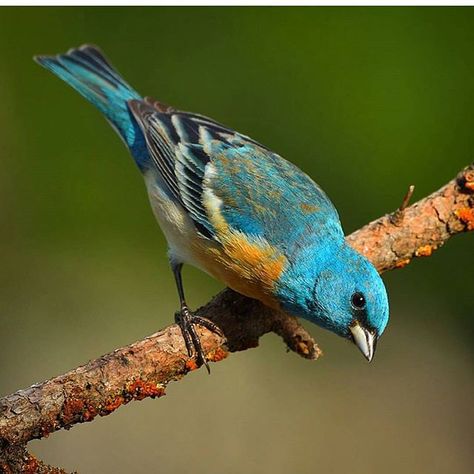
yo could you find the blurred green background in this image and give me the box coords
[0,6,473,473]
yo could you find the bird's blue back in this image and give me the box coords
[206,140,344,252]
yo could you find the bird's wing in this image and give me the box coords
[129,98,342,249]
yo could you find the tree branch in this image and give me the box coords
[347,164,474,272]
[1,163,472,471]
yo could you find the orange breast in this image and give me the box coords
[193,230,287,308]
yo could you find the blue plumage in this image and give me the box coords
[207,143,344,249]
[35,45,389,366]
[35,45,147,166]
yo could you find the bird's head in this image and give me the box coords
[275,243,389,361]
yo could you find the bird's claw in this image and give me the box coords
[174,305,223,373]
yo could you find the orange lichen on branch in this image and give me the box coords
[61,397,86,426]
[415,245,434,257]
[70,380,165,419]
[185,347,228,371]
[82,405,97,422]
[185,359,199,371]
[456,207,474,230]
[206,346,228,363]
[395,258,411,269]
[19,453,39,474]
[0,445,67,474]
[103,395,124,414]
[127,380,165,401]
[61,391,101,425]
[38,418,57,439]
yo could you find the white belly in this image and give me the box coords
[144,172,209,269]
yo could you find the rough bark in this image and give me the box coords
[0,163,472,473]
[347,164,474,272]
[0,445,67,474]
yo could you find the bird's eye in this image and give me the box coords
[351,292,366,310]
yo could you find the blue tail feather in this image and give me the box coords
[34,45,146,160]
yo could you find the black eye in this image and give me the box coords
[351,292,366,310]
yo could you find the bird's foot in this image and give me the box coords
[174,304,224,373]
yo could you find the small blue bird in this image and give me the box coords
[35,45,389,370]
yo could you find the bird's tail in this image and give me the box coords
[34,45,142,149]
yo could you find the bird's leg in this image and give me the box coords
[171,261,223,373]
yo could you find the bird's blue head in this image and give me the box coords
[275,242,389,361]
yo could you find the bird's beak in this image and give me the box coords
[349,321,377,362]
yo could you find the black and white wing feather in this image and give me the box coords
[128,98,266,239]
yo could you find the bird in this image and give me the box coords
[34,45,389,371]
